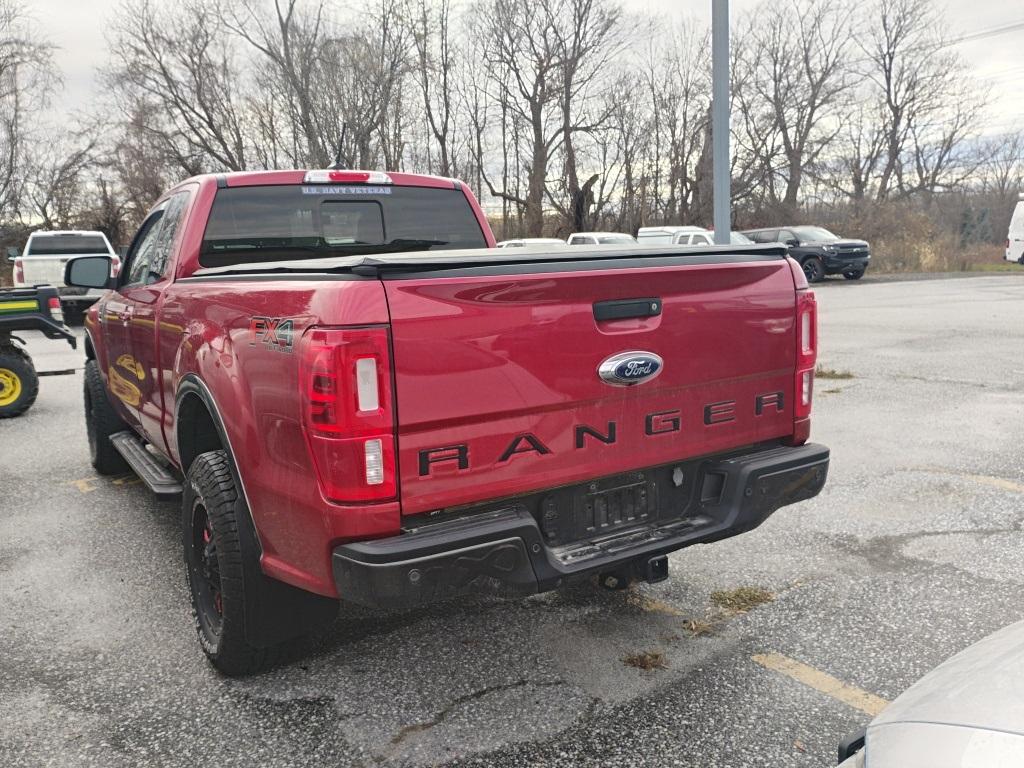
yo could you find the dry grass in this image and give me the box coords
[710,586,775,614]
[622,650,668,671]
[683,618,716,637]
[964,261,1022,273]
[815,365,854,380]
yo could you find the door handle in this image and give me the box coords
[593,297,662,322]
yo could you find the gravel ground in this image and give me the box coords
[2,274,1023,768]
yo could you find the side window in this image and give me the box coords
[752,230,778,243]
[778,229,796,243]
[568,236,583,245]
[123,209,166,286]
[693,234,711,245]
[146,192,190,281]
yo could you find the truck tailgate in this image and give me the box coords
[384,256,798,515]
[20,257,68,287]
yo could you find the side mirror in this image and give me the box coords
[6,247,18,262]
[787,239,800,248]
[65,255,114,289]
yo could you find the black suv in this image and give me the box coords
[740,226,870,283]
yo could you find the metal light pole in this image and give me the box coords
[712,0,730,245]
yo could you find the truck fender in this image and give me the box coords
[174,376,337,646]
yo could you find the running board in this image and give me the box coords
[109,431,183,498]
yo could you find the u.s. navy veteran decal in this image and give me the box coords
[300,185,393,195]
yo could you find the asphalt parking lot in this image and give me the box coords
[2,273,1024,768]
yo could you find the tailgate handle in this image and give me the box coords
[593,297,662,322]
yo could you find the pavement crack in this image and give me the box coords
[387,679,566,748]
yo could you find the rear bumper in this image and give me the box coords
[333,442,829,609]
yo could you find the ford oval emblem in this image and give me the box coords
[598,351,664,386]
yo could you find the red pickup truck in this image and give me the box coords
[66,169,829,675]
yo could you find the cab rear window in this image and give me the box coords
[200,185,487,267]
[28,234,110,255]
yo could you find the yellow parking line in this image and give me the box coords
[752,652,888,716]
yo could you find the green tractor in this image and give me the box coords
[0,284,77,417]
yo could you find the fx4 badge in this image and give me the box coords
[250,316,295,352]
[598,351,663,386]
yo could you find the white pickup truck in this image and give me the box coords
[11,231,121,312]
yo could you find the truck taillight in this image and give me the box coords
[110,255,121,277]
[300,326,397,503]
[48,297,64,323]
[13,257,24,285]
[789,289,817,444]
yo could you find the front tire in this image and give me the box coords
[802,257,825,283]
[84,359,130,474]
[843,269,865,280]
[0,345,38,418]
[183,450,280,676]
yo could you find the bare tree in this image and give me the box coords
[855,0,987,200]
[474,0,624,235]
[2,0,1010,254]
[473,0,559,234]
[22,133,97,228]
[640,21,710,224]
[979,131,1024,200]
[0,0,57,222]
[108,0,250,173]
[104,101,176,227]
[547,0,624,231]
[322,0,409,169]
[227,0,409,170]
[225,0,333,166]
[410,0,458,176]
[738,0,851,214]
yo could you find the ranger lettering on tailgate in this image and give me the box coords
[417,391,787,475]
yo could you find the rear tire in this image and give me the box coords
[802,257,825,283]
[0,345,38,418]
[183,450,281,676]
[84,359,130,474]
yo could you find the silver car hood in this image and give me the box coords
[870,619,1024,735]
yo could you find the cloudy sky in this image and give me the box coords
[31,0,1024,135]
